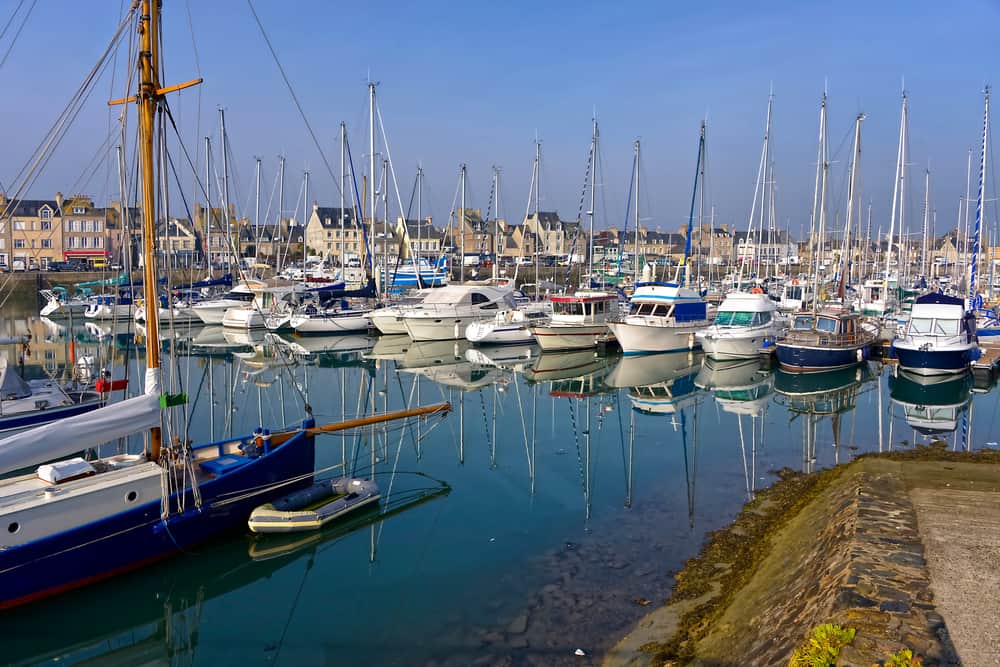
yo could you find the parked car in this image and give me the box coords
[28,262,40,271]
[12,259,25,272]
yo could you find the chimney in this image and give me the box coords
[55,191,64,212]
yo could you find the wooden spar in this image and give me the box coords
[269,402,452,446]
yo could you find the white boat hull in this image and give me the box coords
[192,299,247,325]
[84,304,131,320]
[291,312,370,334]
[606,321,702,355]
[369,310,410,335]
[465,320,535,345]
[530,324,610,351]
[403,315,490,342]
[222,307,267,330]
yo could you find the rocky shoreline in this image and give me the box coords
[605,445,1000,667]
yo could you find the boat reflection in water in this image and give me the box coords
[464,343,538,373]
[525,349,614,386]
[695,357,773,499]
[606,351,703,415]
[774,363,875,470]
[397,340,500,390]
[890,369,973,446]
[2,482,449,666]
[608,351,704,522]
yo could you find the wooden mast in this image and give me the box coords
[138,0,163,458]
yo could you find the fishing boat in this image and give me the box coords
[893,294,978,375]
[776,113,876,372]
[400,284,513,341]
[248,477,381,533]
[529,291,618,351]
[695,291,786,359]
[0,3,451,610]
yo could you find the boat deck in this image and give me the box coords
[972,341,1000,378]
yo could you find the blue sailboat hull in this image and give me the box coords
[0,422,315,609]
[774,342,869,373]
[893,346,974,375]
[0,400,105,434]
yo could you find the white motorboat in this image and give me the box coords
[222,282,295,331]
[606,282,711,356]
[401,284,513,341]
[528,291,618,351]
[695,291,787,359]
[83,293,132,320]
[191,282,256,324]
[893,293,978,376]
[290,306,371,335]
[38,288,88,318]
[369,289,433,335]
[465,303,550,345]
[776,278,814,313]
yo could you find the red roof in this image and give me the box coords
[550,293,617,303]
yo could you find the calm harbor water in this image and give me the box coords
[1,300,997,666]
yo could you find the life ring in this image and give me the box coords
[750,287,764,294]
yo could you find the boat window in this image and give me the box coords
[787,286,802,300]
[793,316,814,330]
[471,292,490,305]
[816,317,838,333]
[592,301,605,314]
[651,305,670,317]
[717,311,753,326]
[555,302,584,316]
[909,317,933,335]
[933,319,959,335]
[480,301,499,310]
[758,310,772,324]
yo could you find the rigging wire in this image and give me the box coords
[0,0,35,71]
[246,0,342,199]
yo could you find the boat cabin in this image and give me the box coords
[906,294,975,343]
[550,292,617,322]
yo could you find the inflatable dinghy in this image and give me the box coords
[248,477,381,533]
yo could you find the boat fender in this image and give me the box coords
[262,429,272,454]
[751,287,764,294]
[856,348,863,362]
[970,348,982,362]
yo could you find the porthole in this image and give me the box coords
[8,522,19,534]
[125,490,139,503]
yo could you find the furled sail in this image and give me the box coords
[0,392,161,475]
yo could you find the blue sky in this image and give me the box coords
[1,0,998,239]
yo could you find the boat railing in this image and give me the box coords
[782,329,876,348]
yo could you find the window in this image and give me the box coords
[41,239,51,249]
[95,236,104,248]
[793,315,814,330]
[716,311,754,326]
[95,220,103,232]
[40,208,51,219]
[84,220,93,232]
[909,318,933,335]
[73,206,85,215]
[14,239,24,249]
[816,317,838,333]
[933,319,959,336]
[41,221,51,231]
[13,221,25,231]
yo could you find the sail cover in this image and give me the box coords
[0,392,161,475]
[0,359,32,400]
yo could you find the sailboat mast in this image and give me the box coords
[883,92,905,300]
[838,114,864,300]
[922,168,930,280]
[758,93,772,282]
[277,154,284,272]
[812,94,829,314]
[588,117,598,285]
[204,136,211,270]
[897,97,908,287]
[220,109,233,276]
[493,166,499,282]
[461,164,467,285]
[970,86,990,302]
[369,82,377,291]
[340,122,346,270]
[417,166,423,266]
[533,141,540,299]
[634,139,640,285]
[138,0,163,457]
[683,122,705,288]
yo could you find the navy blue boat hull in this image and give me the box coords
[0,422,315,609]
[893,345,974,375]
[775,343,869,373]
[0,399,104,434]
